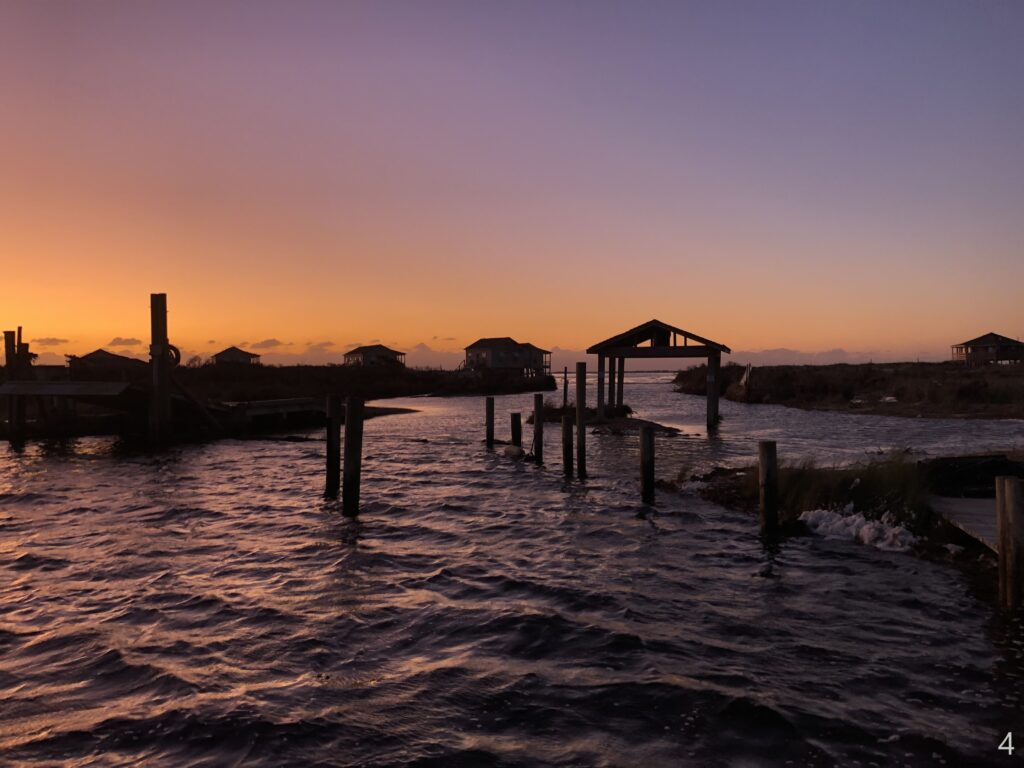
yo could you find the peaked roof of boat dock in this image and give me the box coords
[586,319,731,354]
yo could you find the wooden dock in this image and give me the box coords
[929,495,997,553]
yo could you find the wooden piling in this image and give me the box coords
[616,357,624,408]
[758,440,779,534]
[342,396,365,517]
[561,415,573,477]
[511,412,522,448]
[597,355,606,418]
[707,351,721,429]
[640,425,655,504]
[575,362,587,479]
[997,476,1024,610]
[148,293,172,443]
[533,393,544,464]
[325,395,342,499]
[485,396,495,448]
[562,367,568,409]
[607,357,616,408]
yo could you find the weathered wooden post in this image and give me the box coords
[148,293,172,443]
[758,440,779,534]
[342,396,365,517]
[510,412,522,448]
[562,367,568,409]
[616,357,625,408]
[561,415,573,477]
[707,350,721,430]
[597,355,606,419]
[575,361,587,479]
[533,393,544,464]
[485,396,494,448]
[607,357,616,408]
[997,477,1024,610]
[325,395,342,499]
[640,425,655,504]
[4,331,16,441]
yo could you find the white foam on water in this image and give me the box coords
[800,506,917,552]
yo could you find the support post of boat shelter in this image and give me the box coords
[616,357,624,409]
[759,441,779,534]
[997,477,1024,610]
[561,415,573,478]
[510,412,522,448]
[562,367,568,409]
[607,357,617,408]
[707,350,721,430]
[575,362,587,480]
[485,396,494,449]
[596,355,606,418]
[148,293,172,444]
[342,396,364,517]
[533,393,544,464]
[324,394,342,499]
[640,425,655,505]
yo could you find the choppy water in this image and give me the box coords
[2,374,1023,766]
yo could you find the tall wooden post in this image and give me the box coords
[148,293,172,443]
[325,395,342,499]
[640,425,655,504]
[533,393,544,464]
[510,412,522,448]
[342,396,365,517]
[13,343,29,440]
[561,415,573,477]
[759,440,779,534]
[562,367,568,409]
[596,355,606,419]
[575,362,586,479]
[997,477,1024,610]
[3,331,16,441]
[485,396,495,449]
[607,357,617,408]
[707,351,721,430]
[616,357,625,408]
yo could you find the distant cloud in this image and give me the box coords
[306,341,335,352]
[251,338,287,349]
[368,338,381,344]
[108,337,142,347]
[207,339,217,345]
[31,337,69,347]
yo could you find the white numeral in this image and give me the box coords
[999,731,1014,755]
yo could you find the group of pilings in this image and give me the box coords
[324,395,365,517]
[2,328,32,443]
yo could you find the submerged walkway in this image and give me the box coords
[929,495,997,553]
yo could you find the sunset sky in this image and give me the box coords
[2,1,1021,366]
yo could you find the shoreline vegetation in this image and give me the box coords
[674,361,1024,419]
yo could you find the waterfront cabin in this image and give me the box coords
[213,346,261,366]
[343,344,406,367]
[952,333,1024,367]
[464,337,551,376]
[67,349,148,381]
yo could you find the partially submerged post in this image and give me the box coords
[758,440,779,534]
[148,293,172,443]
[575,362,587,479]
[342,396,365,517]
[616,357,624,408]
[533,393,544,464]
[4,331,20,442]
[325,395,342,499]
[511,412,522,448]
[561,415,573,477]
[596,355,606,418]
[707,350,721,430]
[562,367,568,409]
[485,396,495,449]
[640,425,655,504]
[997,477,1024,610]
[607,357,617,408]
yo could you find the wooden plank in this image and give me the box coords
[597,345,715,359]
[0,381,130,397]
[930,495,997,553]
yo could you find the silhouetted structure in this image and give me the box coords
[344,344,406,367]
[213,346,261,366]
[465,338,550,376]
[587,319,731,430]
[68,349,147,381]
[952,333,1024,367]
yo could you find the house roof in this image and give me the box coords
[955,332,1024,348]
[587,319,731,354]
[465,337,549,353]
[72,348,147,366]
[214,346,260,358]
[520,342,551,354]
[344,344,404,356]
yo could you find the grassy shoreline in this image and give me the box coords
[675,361,1024,419]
